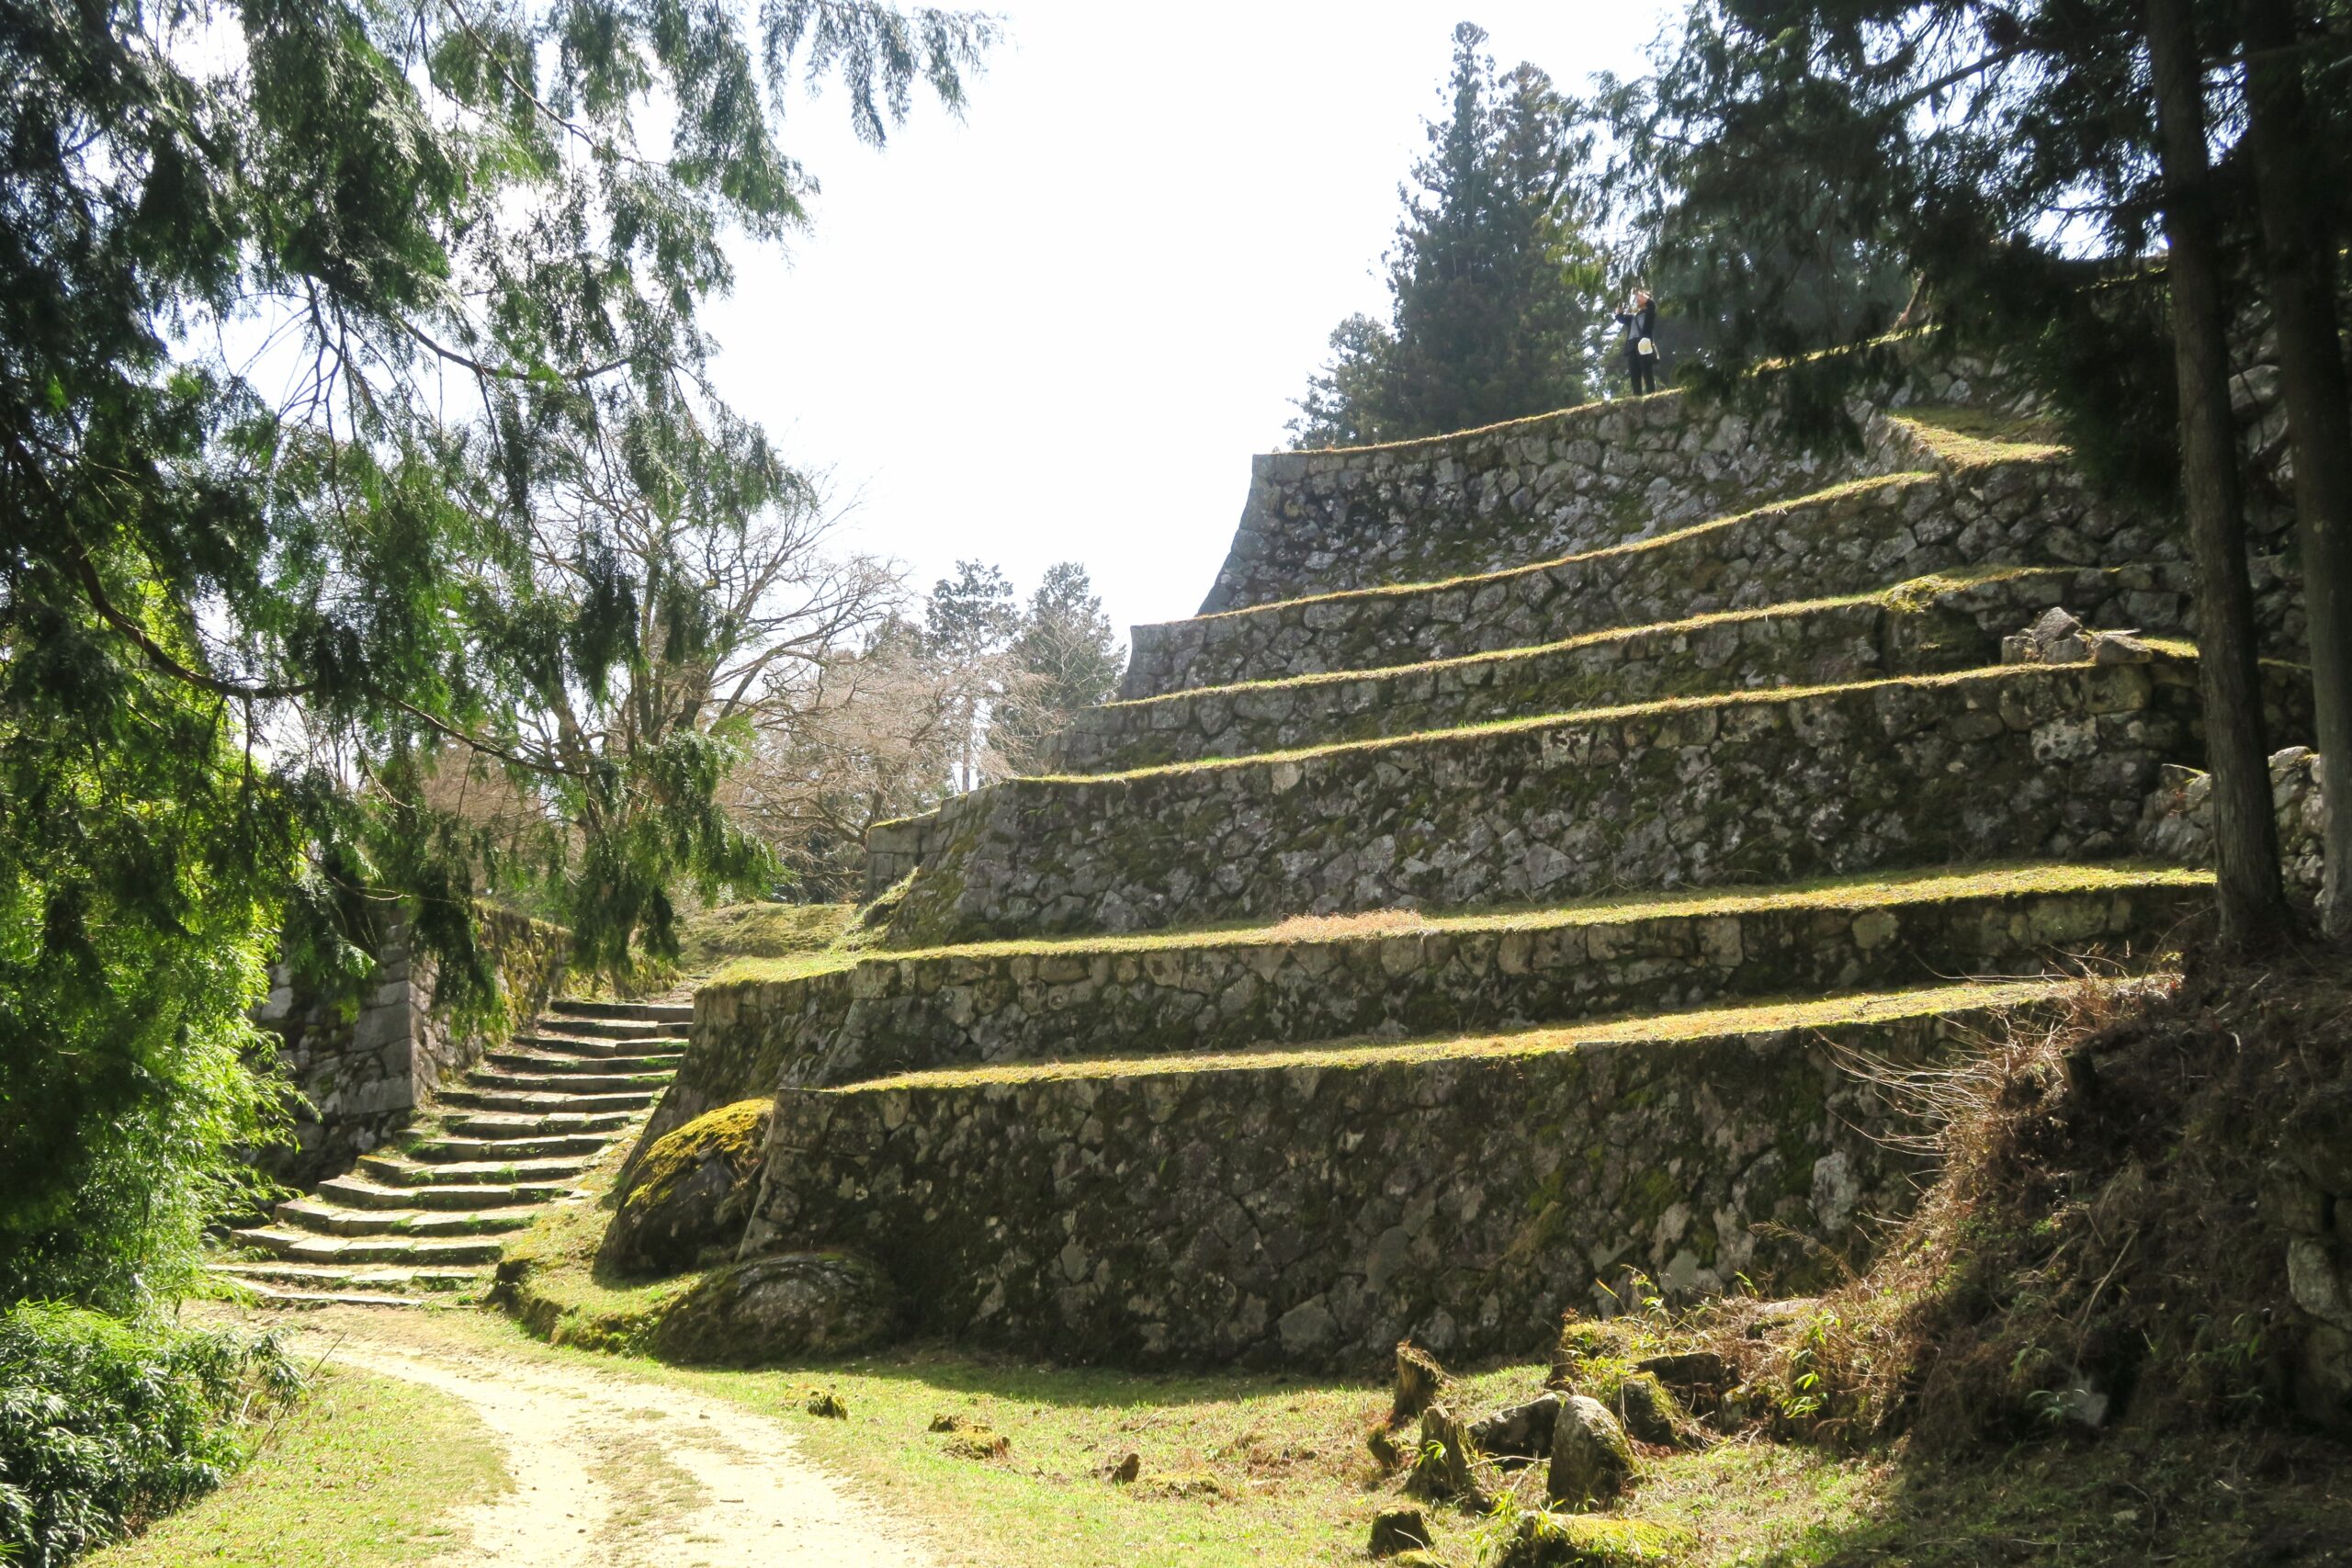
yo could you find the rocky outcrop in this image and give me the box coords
[600,1098,773,1277]
[650,1251,898,1366]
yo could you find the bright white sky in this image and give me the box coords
[702,1,1685,648]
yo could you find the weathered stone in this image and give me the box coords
[601,1099,773,1277]
[1545,1394,1634,1507]
[1368,1505,1433,1558]
[1491,1512,1695,1568]
[1393,1340,1447,1424]
[1405,1404,1492,1510]
[1611,1372,1697,1448]
[1468,1393,1561,1460]
[650,1251,897,1366]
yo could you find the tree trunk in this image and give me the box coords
[2144,0,2291,942]
[2242,0,2352,936]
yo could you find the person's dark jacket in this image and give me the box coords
[1615,299,1657,352]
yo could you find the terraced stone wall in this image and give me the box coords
[257,906,571,1184]
[1192,389,1859,620]
[2142,746,2331,903]
[1130,457,2196,705]
[683,874,2199,1103]
[737,1006,1994,1369]
[885,662,2190,947]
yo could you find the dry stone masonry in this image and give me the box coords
[654,372,2313,1370]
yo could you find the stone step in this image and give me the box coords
[358,1151,599,1185]
[709,862,2208,1088]
[229,1227,506,1267]
[207,1259,489,1295]
[400,1130,618,1164]
[440,1084,661,1115]
[484,1046,684,1077]
[317,1174,571,1211]
[1054,568,2125,774]
[442,1107,634,1137]
[466,1066,673,1095]
[508,1031,687,1059]
[212,1281,429,1310]
[549,998,695,1025]
[273,1197,542,1237]
[879,660,2196,947]
[1118,461,2192,702]
[530,1014,673,1042]
[738,977,2080,1370]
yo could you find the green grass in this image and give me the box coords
[84,1363,506,1568]
[493,1136,704,1352]
[842,976,2074,1092]
[707,860,2211,987]
[674,900,856,973]
[1888,403,2069,465]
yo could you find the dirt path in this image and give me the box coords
[293,1309,937,1568]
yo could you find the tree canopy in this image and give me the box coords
[0,0,992,1309]
[1291,23,1608,448]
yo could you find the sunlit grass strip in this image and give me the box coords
[836,978,2083,1092]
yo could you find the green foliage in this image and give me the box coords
[990,561,1126,770]
[1292,24,1607,447]
[1,0,988,1305]
[0,1303,302,1567]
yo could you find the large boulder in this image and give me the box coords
[1470,1393,1562,1460]
[600,1099,773,1277]
[1545,1394,1634,1508]
[650,1250,898,1365]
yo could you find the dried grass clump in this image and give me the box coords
[1718,948,2352,1452]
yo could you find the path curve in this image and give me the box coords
[295,1311,935,1568]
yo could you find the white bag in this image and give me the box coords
[1637,337,1657,357]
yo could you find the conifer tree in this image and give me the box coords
[1291,24,1605,447]
[1601,0,2352,942]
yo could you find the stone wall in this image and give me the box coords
[737,1001,2007,1370]
[683,874,2201,1104]
[1125,457,2211,705]
[255,906,570,1186]
[1057,567,2215,777]
[1193,388,1860,617]
[2140,746,2330,904]
[885,661,2193,947]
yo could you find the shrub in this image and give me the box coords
[0,1303,302,1566]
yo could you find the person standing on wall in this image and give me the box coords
[1616,288,1659,395]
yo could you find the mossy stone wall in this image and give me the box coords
[1129,459,2205,703]
[736,1010,1990,1369]
[884,662,2189,948]
[682,877,2200,1096]
[256,906,570,1184]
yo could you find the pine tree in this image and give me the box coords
[1290,24,1605,448]
[990,561,1126,770]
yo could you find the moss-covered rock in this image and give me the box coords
[1610,1374,1699,1449]
[649,1250,897,1366]
[1369,1504,1433,1557]
[1546,1395,1634,1507]
[1491,1512,1695,1567]
[601,1099,774,1278]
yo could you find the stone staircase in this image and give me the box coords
[660,386,2303,1370]
[215,998,691,1307]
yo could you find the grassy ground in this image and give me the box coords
[84,1361,506,1568]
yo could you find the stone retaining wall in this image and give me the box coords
[885,662,2191,947]
[737,1006,1996,1369]
[1124,460,2209,704]
[1195,389,1860,617]
[1058,568,2167,776]
[663,876,2199,1111]
[256,907,570,1185]
[2140,746,2330,903]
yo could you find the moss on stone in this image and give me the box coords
[624,1098,772,1211]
